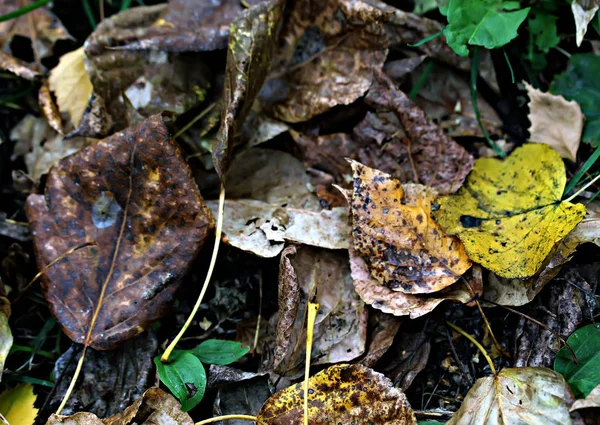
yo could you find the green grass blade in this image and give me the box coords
[409,61,434,100]
[564,144,600,196]
[0,0,50,23]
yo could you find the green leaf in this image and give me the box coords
[191,339,250,365]
[551,54,600,146]
[528,11,560,53]
[154,350,206,411]
[441,0,530,57]
[554,323,600,398]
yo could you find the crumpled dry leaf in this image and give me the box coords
[349,245,481,318]
[359,312,402,368]
[447,367,575,425]
[355,73,473,194]
[572,0,599,47]
[0,50,41,80]
[213,0,285,178]
[46,387,193,425]
[350,161,472,294]
[256,363,417,424]
[267,245,367,377]
[39,83,63,135]
[0,0,72,62]
[409,64,502,138]
[26,115,214,350]
[263,0,388,123]
[434,144,586,279]
[49,48,94,129]
[526,82,584,162]
[484,206,600,306]
[209,200,349,257]
[10,115,90,184]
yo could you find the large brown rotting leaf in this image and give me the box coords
[213,0,285,179]
[26,114,214,350]
[356,73,473,194]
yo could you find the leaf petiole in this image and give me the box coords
[195,415,257,425]
[447,321,496,376]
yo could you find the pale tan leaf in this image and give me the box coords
[447,367,575,425]
[526,82,584,162]
[572,0,599,47]
[571,384,600,411]
[49,47,93,128]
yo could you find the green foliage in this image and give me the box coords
[440,0,530,57]
[154,339,249,410]
[154,350,206,412]
[554,324,600,398]
[190,339,250,365]
[413,0,439,15]
[551,54,600,147]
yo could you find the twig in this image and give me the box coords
[447,321,496,376]
[195,415,257,425]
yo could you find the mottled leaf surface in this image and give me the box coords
[256,364,417,424]
[433,144,586,278]
[26,115,213,350]
[350,161,471,294]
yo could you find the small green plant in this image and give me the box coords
[154,339,250,411]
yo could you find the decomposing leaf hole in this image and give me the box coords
[92,192,122,229]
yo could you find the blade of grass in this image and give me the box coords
[564,144,600,196]
[408,30,443,47]
[0,0,50,23]
[4,375,54,387]
[471,47,505,158]
[503,49,515,84]
[82,0,97,29]
[409,60,434,100]
[120,0,133,11]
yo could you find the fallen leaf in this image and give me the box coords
[41,331,157,416]
[0,0,72,62]
[447,367,575,425]
[551,54,600,146]
[0,297,11,381]
[213,0,285,178]
[572,0,599,47]
[0,50,40,80]
[356,72,473,194]
[0,384,37,425]
[39,83,63,135]
[209,200,349,257]
[350,161,472,294]
[433,143,586,279]
[256,364,417,424]
[10,115,91,184]
[554,324,600,399]
[263,0,388,123]
[25,114,214,350]
[268,246,367,377]
[571,383,600,411]
[214,374,271,423]
[359,312,402,368]
[526,82,584,162]
[46,387,193,425]
[49,47,94,128]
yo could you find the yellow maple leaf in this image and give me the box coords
[49,47,93,128]
[350,161,471,294]
[0,384,38,425]
[433,143,586,278]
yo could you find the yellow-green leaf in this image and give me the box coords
[0,384,38,425]
[433,144,586,278]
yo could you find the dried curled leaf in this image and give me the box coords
[26,115,213,350]
[46,387,193,425]
[526,82,584,162]
[0,51,41,80]
[213,0,285,178]
[434,144,586,279]
[447,367,575,425]
[350,161,471,294]
[572,0,599,47]
[256,364,417,424]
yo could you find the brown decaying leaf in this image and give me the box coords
[269,245,367,377]
[526,82,584,162]
[213,0,285,178]
[256,364,417,425]
[264,0,388,123]
[356,73,473,194]
[350,161,471,294]
[39,83,63,135]
[447,367,575,425]
[26,114,213,350]
[359,312,402,368]
[46,387,193,425]
[0,0,72,62]
[0,50,41,80]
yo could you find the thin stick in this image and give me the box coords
[447,321,497,376]
[162,183,225,362]
[483,299,578,364]
[14,242,96,303]
[565,173,600,203]
[55,346,87,414]
[195,414,257,425]
[253,272,263,351]
[174,103,216,139]
[304,303,319,425]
